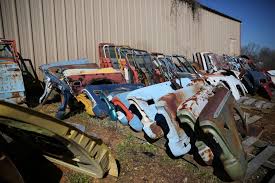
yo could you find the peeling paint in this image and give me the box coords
[0,40,25,104]
[177,86,248,180]
[126,78,192,139]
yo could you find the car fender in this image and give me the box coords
[126,78,192,139]
[206,75,247,100]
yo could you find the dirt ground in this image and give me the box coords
[34,94,275,183]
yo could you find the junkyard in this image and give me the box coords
[1,0,275,183]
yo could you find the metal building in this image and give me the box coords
[0,0,241,75]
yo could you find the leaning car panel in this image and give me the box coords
[198,87,247,180]
[39,59,98,104]
[81,83,143,119]
[155,81,207,157]
[0,61,25,104]
[0,101,118,178]
[192,52,247,101]
[205,74,247,101]
[40,60,126,119]
[109,91,144,131]
[177,87,247,180]
[126,78,192,139]
[63,67,126,95]
[0,40,25,104]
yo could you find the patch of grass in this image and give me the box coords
[67,172,91,183]
[158,151,220,183]
[184,163,221,183]
[93,117,117,128]
[116,134,157,157]
[66,111,117,130]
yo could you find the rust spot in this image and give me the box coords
[12,92,20,98]
[198,87,228,121]
[202,148,214,165]
[150,122,164,138]
[191,78,204,84]
[178,92,199,111]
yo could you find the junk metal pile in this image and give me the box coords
[1,39,275,182]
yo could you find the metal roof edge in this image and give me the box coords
[200,4,242,23]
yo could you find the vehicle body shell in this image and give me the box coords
[193,52,247,101]
[0,61,25,104]
[63,68,126,95]
[81,84,143,120]
[0,40,25,104]
[204,73,247,101]
[40,59,126,119]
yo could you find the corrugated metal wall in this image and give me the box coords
[0,0,240,76]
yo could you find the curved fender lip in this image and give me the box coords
[116,111,128,125]
[115,110,144,132]
[198,87,247,180]
[168,134,191,157]
[156,96,195,157]
[128,99,159,139]
[176,109,197,130]
[206,75,247,101]
[112,95,134,121]
[111,92,143,131]
[200,121,247,180]
[129,115,143,132]
[111,94,143,131]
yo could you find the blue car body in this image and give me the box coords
[83,84,144,120]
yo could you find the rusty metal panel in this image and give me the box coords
[155,82,206,157]
[0,62,25,103]
[198,87,247,180]
[126,78,192,139]
[176,85,248,180]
